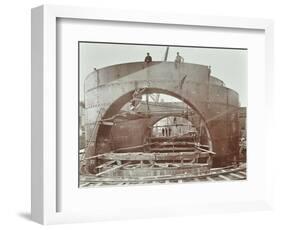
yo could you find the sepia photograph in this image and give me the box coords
[78,42,247,188]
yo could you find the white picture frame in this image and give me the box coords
[31,5,274,225]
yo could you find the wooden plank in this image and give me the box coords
[239,171,246,176]
[171,163,182,167]
[230,173,245,179]
[102,152,155,161]
[96,160,116,169]
[95,162,131,177]
[101,151,212,161]
[155,163,169,168]
[218,174,231,181]
[149,136,193,141]
[114,144,148,152]
[84,153,107,161]
[150,147,194,152]
[194,146,216,155]
[206,176,215,181]
[210,165,235,172]
[80,182,90,187]
[95,182,103,187]
[150,141,196,147]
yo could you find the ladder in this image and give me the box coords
[85,108,104,157]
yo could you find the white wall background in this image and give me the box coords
[0,0,280,229]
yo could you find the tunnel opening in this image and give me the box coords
[85,88,215,176]
[95,90,213,152]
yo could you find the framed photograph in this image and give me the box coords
[31,5,274,224]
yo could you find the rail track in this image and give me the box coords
[80,163,246,187]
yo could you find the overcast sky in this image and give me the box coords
[79,43,247,106]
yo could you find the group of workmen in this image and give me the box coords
[161,127,172,137]
[144,52,184,67]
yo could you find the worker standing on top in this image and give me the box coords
[175,52,184,68]
[144,52,152,66]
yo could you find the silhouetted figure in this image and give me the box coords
[144,52,152,65]
[175,52,184,68]
[168,127,172,136]
[208,66,211,76]
[162,128,165,136]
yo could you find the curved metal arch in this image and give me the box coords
[95,88,214,153]
[102,87,205,121]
